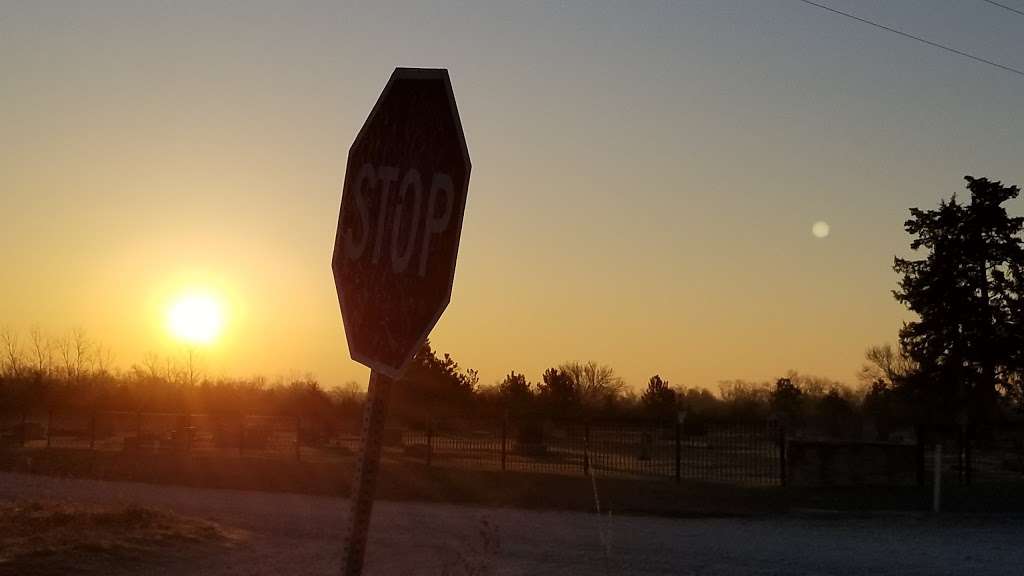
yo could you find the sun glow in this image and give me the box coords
[167,294,224,345]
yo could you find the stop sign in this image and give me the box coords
[332,68,471,379]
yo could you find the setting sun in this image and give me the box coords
[167,294,224,345]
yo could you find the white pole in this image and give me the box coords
[932,443,942,513]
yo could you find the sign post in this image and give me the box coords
[332,68,471,576]
[342,373,392,574]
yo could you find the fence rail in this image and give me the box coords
[7,409,1021,487]
[925,428,1024,485]
[0,410,785,486]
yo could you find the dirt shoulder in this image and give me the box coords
[2,472,1023,576]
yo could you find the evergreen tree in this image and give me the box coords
[536,368,578,418]
[894,176,1024,425]
[497,371,533,415]
[640,374,676,419]
[393,339,479,420]
[769,377,803,426]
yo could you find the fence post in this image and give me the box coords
[135,410,142,440]
[295,415,302,462]
[89,412,96,451]
[583,422,590,475]
[964,423,973,487]
[238,415,245,457]
[46,408,52,449]
[956,426,964,484]
[778,422,787,487]
[916,425,926,487]
[501,416,507,472]
[20,411,27,447]
[426,420,433,467]
[674,419,681,484]
[186,412,192,452]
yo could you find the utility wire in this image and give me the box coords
[796,0,1024,78]
[979,0,1024,18]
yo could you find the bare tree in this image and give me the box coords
[184,347,202,386]
[331,380,366,403]
[29,326,53,378]
[719,380,771,404]
[142,352,162,381]
[1,327,23,378]
[859,343,917,387]
[56,335,73,382]
[72,328,92,380]
[94,343,115,375]
[165,355,180,384]
[785,370,860,403]
[559,361,626,409]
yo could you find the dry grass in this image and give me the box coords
[0,500,244,576]
[438,517,501,576]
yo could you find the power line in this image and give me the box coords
[979,0,1024,18]
[795,0,1024,78]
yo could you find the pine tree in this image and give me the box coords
[894,176,1024,426]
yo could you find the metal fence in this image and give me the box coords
[0,410,784,486]
[394,420,781,485]
[0,410,304,459]
[925,426,1024,486]
[4,410,1021,488]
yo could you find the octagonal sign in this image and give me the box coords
[332,68,471,379]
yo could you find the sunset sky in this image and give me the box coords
[2,1,1022,391]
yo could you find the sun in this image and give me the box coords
[167,294,224,345]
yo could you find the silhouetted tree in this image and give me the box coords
[769,377,803,426]
[536,367,578,418]
[894,176,1024,426]
[559,361,625,412]
[858,344,917,438]
[640,374,676,419]
[676,387,721,430]
[784,370,854,402]
[858,343,916,389]
[1,328,23,379]
[816,388,856,438]
[497,371,533,415]
[393,339,479,421]
[719,380,771,423]
[862,379,899,440]
[28,326,53,379]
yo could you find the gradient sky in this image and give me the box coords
[2,1,1022,391]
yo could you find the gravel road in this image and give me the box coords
[1,471,1021,575]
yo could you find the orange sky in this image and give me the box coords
[2,2,1022,391]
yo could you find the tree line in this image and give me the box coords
[2,175,1022,438]
[0,325,898,437]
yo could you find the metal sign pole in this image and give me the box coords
[342,371,393,576]
[333,68,469,576]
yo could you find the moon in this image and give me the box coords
[812,221,830,239]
